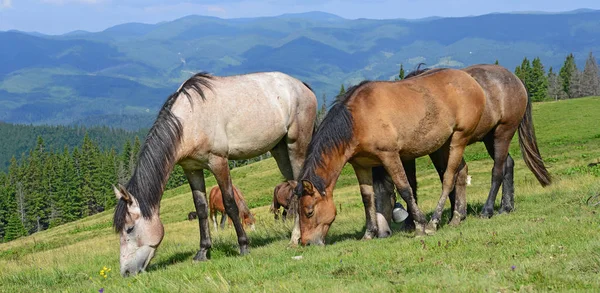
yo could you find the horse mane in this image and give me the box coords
[113,72,213,233]
[405,63,431,79]
[296,81,370,194]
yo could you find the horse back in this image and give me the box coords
[463,64,528,142]
[172,72,316,160]
[349,69,486,158]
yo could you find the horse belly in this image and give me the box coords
[226,121,287,159]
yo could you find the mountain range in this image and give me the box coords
[2,9,600,128]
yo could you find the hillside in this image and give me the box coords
[2,10,600,127]
[0,122,147,170]
[0,97,599,291]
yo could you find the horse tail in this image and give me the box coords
[517,82,551,187]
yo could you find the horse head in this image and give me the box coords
[113,184,164,277]
[296,179,336,246]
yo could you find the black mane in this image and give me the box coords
[405,63,431,79]
[113,72,213,232]
[296,81,370,195]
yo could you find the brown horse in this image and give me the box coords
[375,64,551,232]
[112,71,316,276]
[209,185,255,231]
[269,180,298,221]
[296,68,486,245]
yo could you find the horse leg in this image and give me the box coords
[272,136,309,246]
[499,154,515,214]
[211,209,218,231]
[373,166,394,226]
[449,161,468,226]
[352,165,380,239]
[428,148,468,226]
[428,137,468,234]
[220,213,228,230]
[401,159,417,231]
[380,154,428,236]
[210,156,249,256]
[282,209,287,222]
[184,169,212,262]
[481,130,513,218]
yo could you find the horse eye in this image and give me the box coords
[126,226,134,234]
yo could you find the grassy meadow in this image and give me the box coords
[1,97,599,292]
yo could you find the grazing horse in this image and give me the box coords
[295,69,486,245]
[269,180,298,221]
[375,64,551,232]
[112,72,316,276]
[188,211,198,221]
[209,185,255,230]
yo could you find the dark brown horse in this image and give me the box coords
[296,69,487,245]
[269,180,298,221]
[376,64,551,231]
[209,185,255,231]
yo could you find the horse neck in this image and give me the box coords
[127,143,179,216]
[310,145,355,192]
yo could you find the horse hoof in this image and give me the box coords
[498,207,513,214]
[425,221,437,235]
[400,221,416,232]
[448,218,462,227]
[239,246,250,256]
[480,209,494,219]
[448,211,464,227]
[193,250,210,262]
[414,222,427,237]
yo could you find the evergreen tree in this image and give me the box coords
[569,69,583,99]
[25,136,50,233]
[316,93,328,126]
[559,53,578,98]
[339,84,346,97]
[129,137,141,176]
[530,57,548,101]
[120,140,132,182]
[399,64,405,80]
[581,52,600,97]
[547,67,566,101]
[515,57,532,88]
[494,60,499,65]
[4,211,26,241]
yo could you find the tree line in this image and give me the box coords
[0,127,279,242]
[0,133,189,242]
[391,52,600,102]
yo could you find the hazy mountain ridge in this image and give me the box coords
[2,10,600,128]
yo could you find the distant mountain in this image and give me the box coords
[1,9,600,128]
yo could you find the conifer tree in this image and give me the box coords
[399,64,405,80]
[547,67,566,101]
[581,52,600,97]
[559,53,578,98]
[339,84,346,97]
[530,57,548,101]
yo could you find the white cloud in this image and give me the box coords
[41,0,104,5]
[1,0,12,8]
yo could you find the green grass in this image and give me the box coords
[1,97,600,292]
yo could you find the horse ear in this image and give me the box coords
[115,183,132,204]
[301,180,315,196]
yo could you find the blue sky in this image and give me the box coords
[1,0,600,35]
